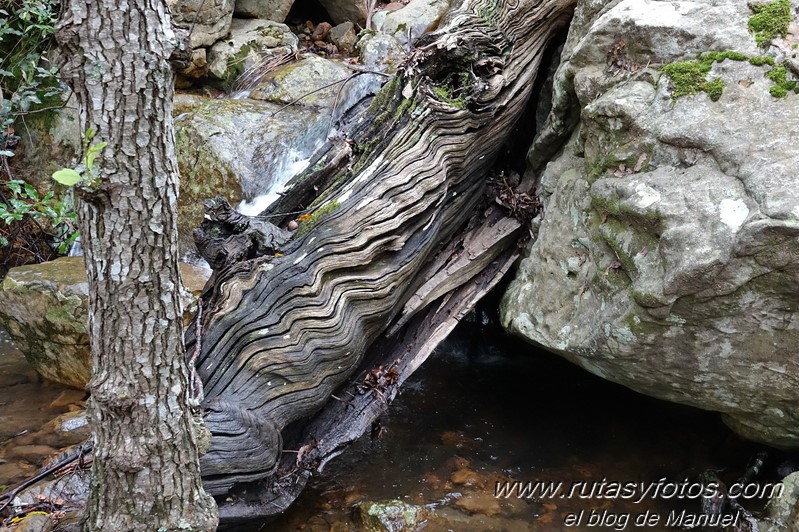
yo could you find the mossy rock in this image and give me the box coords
[0,257,209,388]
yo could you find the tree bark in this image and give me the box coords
[55,1,218,530]
[191,0,574,512]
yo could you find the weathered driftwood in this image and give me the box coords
[190,0,575,506]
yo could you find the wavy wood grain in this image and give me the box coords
[192,0,575,496]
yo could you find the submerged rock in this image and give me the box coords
[0,257,210,388]
[357,500,429,532]
[501,0,799,448]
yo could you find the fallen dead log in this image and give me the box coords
[189,0,576,513]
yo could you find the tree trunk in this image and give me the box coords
[55,2,218,530]
[191,0,574,514]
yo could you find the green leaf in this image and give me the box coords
[6,181,21,194]
[85,141,107,170]
[0,150,14,157]
[52,168,82,186]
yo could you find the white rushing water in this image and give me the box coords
[237,155,313,217]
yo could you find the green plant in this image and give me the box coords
[0,179,78,253]
[0,0,66,161]
[749,0,792,47]
[765,64,798,96]
[53,127,107,187]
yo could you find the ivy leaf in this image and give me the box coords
[52,168,82,186]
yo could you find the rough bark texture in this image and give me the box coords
[55,1,218,530]
[190,0,575,509]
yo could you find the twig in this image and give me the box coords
[271,70,390,118]
[0,441,93,514]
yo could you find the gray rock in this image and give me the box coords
[0,257,210,388]
[358,32,404,72]
[47,411,92,447]
[177,47,209,80]
[380,0,450,47]
[207,18,298,83]
[501,0,799,448]
[168,0,235,48]
[234,0,294,22]
[758,471,799,531]
[317,0,366,25]
[13,471,88,530]
[330,21,357,53]
[249,54,359,107]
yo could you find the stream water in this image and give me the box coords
[0,318,786,531]
[267,319,780,531]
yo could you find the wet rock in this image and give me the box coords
[5,445,57,462]
[46,411,91,447]
[454,492,501,516]
[380,0,450,47]
[177,48,209,82]
[357,499,429,532]
[168,0,235,48]
[317,0,366,25]
[235,0,294,22]
[12,471,89,527]
[501,0,799,448]
[440,430,473,448]
[0,257,210,388]
[48,390,87,410]
[330,21,357,53]
[175,98,319,249]
[207,18,298,83]
[450,467,481,487]
[249,54,362,107]
[6,513,51,532]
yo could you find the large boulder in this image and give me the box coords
[168,0,235,48]
[317,0,366,26]
[501,0,799,448]
[207,18,298,84]
[0,257,210,389]
[234,0,294,22]
[378,0,450,47]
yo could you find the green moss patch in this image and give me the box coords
[297,200,340,236]
[749,0,793,48]
[661,60,725,101]
[662,50,780,101]
[766,64,799,96]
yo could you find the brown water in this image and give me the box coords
[0,330,85,489]
[267,323,783,531]
[0,324,787,531]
